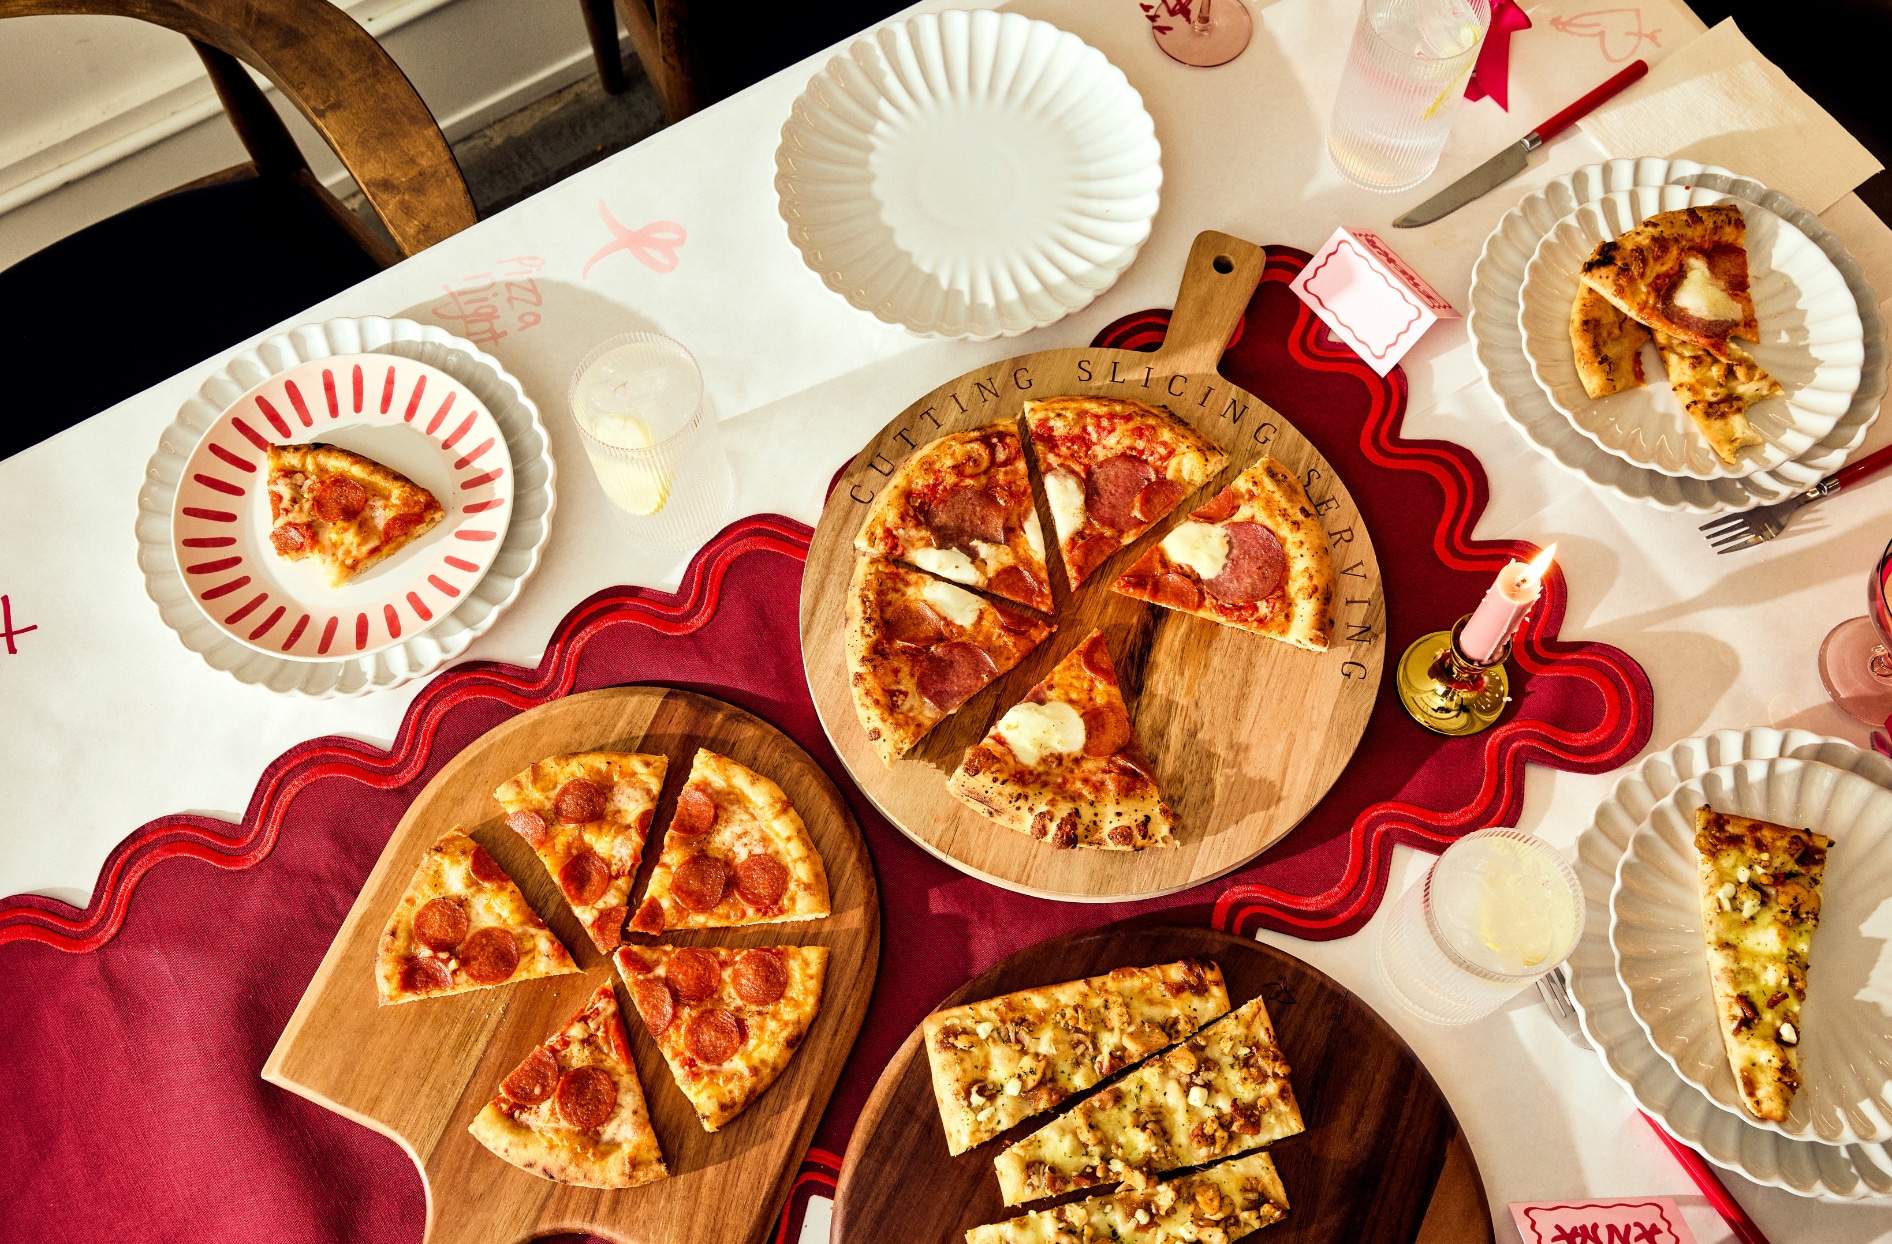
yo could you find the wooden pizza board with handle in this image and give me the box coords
[264,686,880,1244]
[800,231,1386,903]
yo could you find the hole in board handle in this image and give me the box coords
[1212,255,1234,274]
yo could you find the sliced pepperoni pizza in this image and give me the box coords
[845,555,1055,767]
[853,420,1054,613]
[629,749,831,934]
[376,829,578,1005]
[1024,396,1228,590]
[467,984,668,1187]
[1578,204,1759,361]
[946,630,1175,850]
[616,944,829,1132]
[266,443,444,586]
[1112,458,1336,652]
[493,752,667,954]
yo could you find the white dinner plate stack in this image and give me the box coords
[1469,159,1888,512]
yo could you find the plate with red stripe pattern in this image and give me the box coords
[169,353,514,660]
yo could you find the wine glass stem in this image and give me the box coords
[1195,0,1212,33]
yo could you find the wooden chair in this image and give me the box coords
[605,0,704,121]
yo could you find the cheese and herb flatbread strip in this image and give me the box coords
[1570,285,1652,399]
[994,993,1301,1205]
[1695,805,1829,1123]
[1655,333,1779,466]
[924,958,1229,1156]
[966,1150,1288,1244]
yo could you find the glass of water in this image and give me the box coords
[1328,0,1490,193]
[1375,828,1583,1025]
[568,332,733,550]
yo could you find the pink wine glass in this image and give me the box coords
[1818,535,1892,724]
[1147,0,1252,67]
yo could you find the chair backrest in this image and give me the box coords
[1,0,478,258]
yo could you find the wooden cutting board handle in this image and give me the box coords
[1150,230,1268,375]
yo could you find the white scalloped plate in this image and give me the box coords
[1613,757,1892,1145]
[1569,727,1892,1199]
[137,318,556,697]
[1521,189,1862,479]
[774,9,1161,340]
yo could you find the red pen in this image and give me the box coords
[1641,1112,1773,1244]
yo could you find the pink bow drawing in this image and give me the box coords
[582,202,686,278]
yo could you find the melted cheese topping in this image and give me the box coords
[997,700,1085,767]
[912,546,980,583]
[922,579,983,628]
[1023,509,1045,560]
[967,1151,1288,1244]
[1674,255,1743,322]
[1161,521,1230,580]
[1044,470,1088,542]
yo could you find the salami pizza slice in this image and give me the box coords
[493,751,667,953]
[617,944,828,1131]
[1111,458,1336,652]
[1023,396,1228,589]
[629,749,831,934]
[1570,285,1652,400]
[946,630,1176,851]
[846,555,1055,767]
[376,829,577,1005]
[266,443,444,585]
[1578,204,1760,361]
[468,984,668,1187]
[967,1150,1289,1244]
[853,420,1054,613]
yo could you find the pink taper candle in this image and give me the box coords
[1458,545,1556,663]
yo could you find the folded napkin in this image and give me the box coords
[1578,18,1882,214]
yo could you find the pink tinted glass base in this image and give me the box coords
[1152,0,1253,66]
[1819,615,1892,725]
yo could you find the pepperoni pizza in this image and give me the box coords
[1112,458,1335,651]
[853,420,1054,613]
[266,443,443,585]
[616,944,829,1132]
[1578,204,1759,362]
[845,555,1055,767]
[494,752,667,953]
[376,830,577,1005]
[946,630,1175,851]
[630,749,831,934]
[1023,396,1228,590]
[467,984,669,1187]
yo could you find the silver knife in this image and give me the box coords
[1393,60,1648,228]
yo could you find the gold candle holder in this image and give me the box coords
[1395,614,1512,737]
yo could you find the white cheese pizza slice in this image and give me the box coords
[966,1150,1289,1244]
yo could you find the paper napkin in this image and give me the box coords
[1578,18,1882,214]
[1510,1198,1698,1244]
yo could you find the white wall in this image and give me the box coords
[0,0,616,269]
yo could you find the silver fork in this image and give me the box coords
[1536,964,1591,1049]
[1700,442,1892,553]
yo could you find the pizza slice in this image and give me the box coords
[376,829,577,1005]
[493,751,667,953]
[617,944,829,1132]
[467,984,668,1187]
[1578,204,1760,361]
[1655,332,1780,466]
[1570,285,1652,399]
[1023,396,1228,590]
[629,749,831,934]
[994,993,1303,1205]
[1111,458,1336,652]
[946,631,1176,851]
[854,420,1054,613]
[1694,805,1830,1123]
[966,1150,1289,1244]
[846,555,1055,767]
[266,443,444,585]
[923,958,1229,1155]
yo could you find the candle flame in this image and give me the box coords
[1520,544,1557,589]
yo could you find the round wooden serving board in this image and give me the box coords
[832,922,1493,1244]
[800,231,1386,902]
[263,686,880,1244]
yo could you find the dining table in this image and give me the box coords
[4,0,1891,1241]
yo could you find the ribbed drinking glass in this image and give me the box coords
[1327,0,1490,193]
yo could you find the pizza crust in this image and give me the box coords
[1570,284,1652,399]
[1654,332,1778,466]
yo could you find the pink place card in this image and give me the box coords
[1289,227,1459,375]
[1510,1198,1699,1244]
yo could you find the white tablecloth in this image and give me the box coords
[3,0,1889,1238]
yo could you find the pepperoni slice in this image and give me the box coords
[553,778,608,824]
[915,641,999,712]
[459,927,521,984]
[630,897,665,935]
[1065,533,1120,586]
[992,603,1038,634]
[413,897,469,952]
[590,906,627,952]
[672,854,729,913]
[378,509,422,544]
[1085,455,1157,532]
[507,809,551,847]
[501,1047,558,1105]
[270,521,315,556]
[670,786,717,836]
[667,948,721,1002]
[684,1009,744,1065]
[1149,571,1203,611]
[1078,632,1117,684]
[401,955,452,994]
[733,950,788,1007]
[556,1065,618,1129]
[736,854,789,908]
[559,851,612,905]
[1192,489,1239,523]
[988,564,1045,609]
[311,476,370,523]
[884,598,947,648]
[924,487,1007,546]
[1133,478,1187,524]
[1082,704,1133,757]
[1203,522,1286,604]
[633,976,676,1035]
[468,844,511,886]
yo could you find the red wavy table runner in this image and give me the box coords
[0,248,1649,1244]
